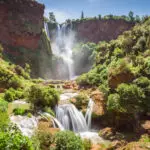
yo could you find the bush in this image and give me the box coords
[72,93,89,109]
[0,111,9,131]
[43,107,55,117]
[0,99,8,112]
[0,125,33,150]
[116,83,145,113]
[4,88,24,102]
[55,131,84,150]
[32,131,54,150]
[107,93,122,112]
[13,108,26,116]
[28,85,59,109]
[15,65,30,79]
[83,139,92,150]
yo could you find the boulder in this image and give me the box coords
[91,90,106,116]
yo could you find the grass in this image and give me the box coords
[8,101,30,115]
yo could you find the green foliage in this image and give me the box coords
[71,93,89,109]
[116,83,145,113]
[0,111,9,131]
[14,64,30,79]
[49,12,56,23]
[4,88,24,102]
[55,131,84,150]
[0,99,8,112]
[0,125,33,150]
[28,85,59,109]
[32,131,54,150]
[13,108,26,116]
[128,11,134,22]
[43,107,55,117]
[83,139,92,150]
[107,93,122,112]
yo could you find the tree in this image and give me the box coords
[98,14,101,20]
[81,11,84,19]
[128,11,134,22]
[49,12,56,23]
[135,15,141,23]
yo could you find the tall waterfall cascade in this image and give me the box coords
[44,22,75,79]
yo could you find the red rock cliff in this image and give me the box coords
[76,19,135,43]
[0,0,44,50]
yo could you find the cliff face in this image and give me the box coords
[0,0,44,50]
[0,0,53,78]
[76,19,135,43]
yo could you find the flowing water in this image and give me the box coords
[55,104,88,132]
[51,24,75,79]
[10,115,38,137]
[85,98,95,129]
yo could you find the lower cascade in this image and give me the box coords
[55,104,88,132]
[85,98,94,129]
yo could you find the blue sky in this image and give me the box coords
[37,0,150,23]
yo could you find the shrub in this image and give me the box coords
[14,65,30,79]
[33,131,54,150]
[83,139,92,150]
[13,108,26,116]
[28,85,59,109]
[0,111,9,131]
[4,88,24,102]
[107,93,122,112]
[55,131,84,150]
[0,125,33,150]
[43,107,55,117]
[0,99,8,112]
[116,83,145,113]
[71,93,89,109]
[133,76,150,88]
[113,47,124,58]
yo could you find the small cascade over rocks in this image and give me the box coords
[10,115,38,137]
[55,104,88,132]
[85,98,95,129]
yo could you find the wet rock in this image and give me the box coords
[141,120,150,134]
[91,90,106,116]
[99,127,116,140]
[63,81,79,90]
[38,120,59,135]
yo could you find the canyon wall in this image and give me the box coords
[0,0,52,78]
[75,19,135,43]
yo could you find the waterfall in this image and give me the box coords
[44,22,50,39]
[55,104,88,132]
[51,23,75,79]
[85,99,94,129]
[41,112,64,131]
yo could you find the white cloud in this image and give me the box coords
[45,8,75,23]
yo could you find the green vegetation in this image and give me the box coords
[4,88,24,102]
[13,108,26,116]
[73,42,97,75]
[71,93,89,110]
[0,125,34,150]
[55,131,84,150]
[77,17,150,131]
[27,85,59,110]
